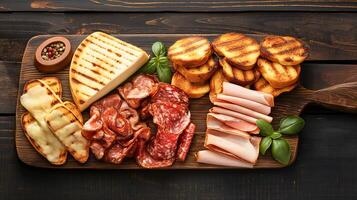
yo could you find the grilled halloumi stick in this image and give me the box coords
[46,104,89,163]
[20,79,67,165]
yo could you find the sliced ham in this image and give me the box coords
[204,129,261,164]
[207,113,258,133]
[210,107,258,124]
[222,82,274,107]
[216,94,271,115]
[206,115,250,139]
[214,101,273,123]
[196,150,254,168]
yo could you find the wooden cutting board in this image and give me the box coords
[15,34,357,169]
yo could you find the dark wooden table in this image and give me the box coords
[1,1,357,199]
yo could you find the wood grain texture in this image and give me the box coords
[1,12,357,62]
[0,0,357,12]
[16,34,300,169]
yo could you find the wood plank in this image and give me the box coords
[1,12,357,62]
[3,113,357,199]
[0,61,20,114]
[0,0,356,12]
[15,34,357,169]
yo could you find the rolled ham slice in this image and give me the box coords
[210,107,258,124]
[217,94,271,115]
[207,115,250,139]
[196,150,254,168]
[207,113,258,133]
[204,129,261,163]
[222,82,274,107]
[214,101,273,123]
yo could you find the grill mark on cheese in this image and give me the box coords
[71,68,105,87]
[83,40,129,64]
[77,60,113,81]
[71,76,100,93]
[97,32,143,56]
[82,49,120,71]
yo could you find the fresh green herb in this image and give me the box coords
[138,41,172,83]
[279,116,305,135]
[256,119,274,136]
[259,136,272,155]
[257,115,305,165]
[271,139,291,165]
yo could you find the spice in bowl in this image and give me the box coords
[35,36,72,73]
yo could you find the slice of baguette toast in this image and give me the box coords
[212,33,260,69]
[209,69,227,103]
[260,35,309,65]
[20,79,67,165]
[175,56,217,83]
[254,77,297,97]
[70,32,149,111]
[220,58,260,86]
[21,112,67,165]
[257,58,300,89]
[46,104,89,163]
[171,72,210,98]
[168,36,212,68]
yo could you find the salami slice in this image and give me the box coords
[147,128,181,160]
[136,140,175,169]
[151,83,189,107]
[90,141,105,160]
[176,123,196,161]
[104,142,135,164]
[150,101,190,134]
[102,107,132,138]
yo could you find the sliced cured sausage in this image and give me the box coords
[136,140,175,169]
[147,128,181,160]
[176,123,196,161]
[104,142,136,164]
[90,141,105,160]
[151,83,189,107]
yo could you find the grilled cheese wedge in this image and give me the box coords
[254,77,297,97]
[46,104,89,163]
[168,36,212,68]
[175,56,217,83]
[70,32,149,111]
[212,33,260,70]
[219,58,260,86]
[260,35,309,65]
[257,58,300,89]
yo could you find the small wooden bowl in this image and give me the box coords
[34,36,72,73]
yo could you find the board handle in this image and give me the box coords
[311,82,357,112]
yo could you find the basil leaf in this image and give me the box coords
[270,132,282,140]
[152,42,166,57]
[158,56,170,68]
[157,64,172,83]
[279,116,305,135]
[271,139,291,165]
[138,58,157,74]
[256,119,274,136]
[260,136,272,155]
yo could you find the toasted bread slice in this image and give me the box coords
[219,58,260,86]
[62,101,83,124]
[209,69,227,103]
[212,33,260,69]
[175,56,217,83]
[171,72,210,98]
[257,58,300,89]
[21,112,67,165]
[260,35,309,65]
[254,77,297,97]
[46,104,89,163]
[25,77,62,98]
[168,36,212,68]
[70,32,149,111]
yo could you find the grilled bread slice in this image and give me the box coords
[260,35,309,65]
[46,104,89,163]
[25,77,62,98]
[257,58,300,89]
[171,72,210,98]
[212,33,260,70]
[219,58,260,86]
[168,36,212,68]
[254,77,297,97]
[21,112,67,165]
[70,32,149,111]
[63,101,83,124]
[209,69,227,103]
[175,56,217,83]
[20,79,67,165]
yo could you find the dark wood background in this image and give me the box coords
[1,1,357,199]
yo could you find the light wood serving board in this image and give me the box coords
[15,34,357,169]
